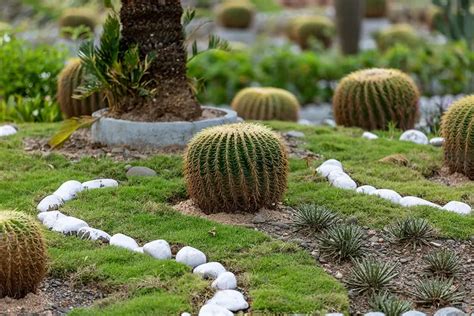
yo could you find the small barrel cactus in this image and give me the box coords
[231,87,300,122]
[365,0,387,18]
[375,24,419,51]
[333,68,420,131]
[441,95,474,179]
[0,211,47,298]
[215,1,255,29]
[57,58,105,118]
[289,16,335,49]
[184,123,289,213]
[58,8,97,38]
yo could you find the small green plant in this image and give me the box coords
[412,278,464,307]
[441,95,474,180]
[423,249,461,278]
[184,123,288,213]
[346,258,398,294]
[231,87,300,121]
[318,224,366,261]
[385,218,436,247]
[0,95,62,123]
[293,204,340,231]
[215,0,256,29]
[0,211,47,298]
[370,292,412,316]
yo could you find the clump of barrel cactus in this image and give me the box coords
[375,24,419,51]
[184,123,289,213]
[288,15,335,49]
[365,0,387,18]
[0,211,47,298]
[59,8,97,38]
[333,68,420,131]
[215,1,255,29]
[441,95,474,180]
[57,58,105,118]
[231,87,300,122]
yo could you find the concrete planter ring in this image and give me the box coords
[91,106,239,148]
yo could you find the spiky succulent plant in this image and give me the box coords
[385,217,436,247]
[215,1,255,29]
[0,211,47,298]
[370,292,412,316]
[231,87,300,122]
[347,258,398,294]
[58,8,97,38]
[288,16,335,49]
[423,249,461,278]
[57,58,105,118]
[184,123,288,213]
[412,278,464,306]
[441,95,474,180]
[333,68,420,131]
[318,224,366,261]
[365,0,388,18]
[375,24,419,51]
[293,204,340,231]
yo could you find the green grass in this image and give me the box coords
[0,123,347,315]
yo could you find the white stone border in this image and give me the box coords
[36,180,249,315]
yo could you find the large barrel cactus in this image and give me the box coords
[58,8,97,38]
[289,16,335,50]
[184,123,289,213]
[0,211,47,298]
[333,68,420,131]
[215,1,255,29]
[57,59,105,118]
[374,24,419,51]
[365,0,387,18]
[441,96,474,179]
[231,87,300,122]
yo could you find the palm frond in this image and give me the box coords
[48,116,98,149]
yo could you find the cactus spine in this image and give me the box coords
[57,59,105,118]
[215,1,255,29]
[333,68,420,131]
[231,87,300,122]
[441,96,474,180]
[0,211,47,299]
[184,123,289,213]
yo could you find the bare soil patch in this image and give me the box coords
[429,166,472,187]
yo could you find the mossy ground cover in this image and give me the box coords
[1,121,472,314]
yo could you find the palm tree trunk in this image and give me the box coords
[335,0,364,55]
[120,0,202,121]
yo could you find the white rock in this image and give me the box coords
[37,195,64,212]
[110,233,139,251]
[320,159,343,169]
[143,240,172,260]
[371,189,402,204]
[0,125,17,137]
[38,211,67,229]
[429,137,444,147]
[316,164,342,178]
[402,311,427,316]
[53,180,84,201]
[434,307,466,316]
[133,247,144,253]
[399,196,442,209]
[193,262,226,279]
[52,216,89,235]
[327,169,348,184]
[326,314,345,316]
[443,201,472,215]
[82,179,119,190]
[332,175,357,190]
[356,185,377,195]
[207,290,249,312]
[362,131,378,140]
[211,272,238,290]
[286,130,305,138]
[399,130,428,145]
[365,313,385,316]
[176,246,207,268]
[181,313,191,316]
[78,227,111,242]
[198,304,233,316]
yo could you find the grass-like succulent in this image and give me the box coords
[423,249,461,278]
[318,224,366,261]
[370,292,412,316]
[385,217,436,247]
[293,204,340,232]
[412,278,464,307]
[346,258,398,294]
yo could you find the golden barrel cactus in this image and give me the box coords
[231,87,300,122]
[57,58,105,118]
[375,24,419,51]
[215,1,255,29]
[289,16,335,49]
[184,123,289,213]
[441,96,474,179]
[59,8,97,38]
[333,68,420,131]
[0,211,47,298]
[365,0,387,18]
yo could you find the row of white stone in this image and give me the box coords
[362,129,444,147]
[36,179,248,316]
[0,124,17,137]
[316,160,472,215]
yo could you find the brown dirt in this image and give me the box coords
[429,166,472,187]
[172,201,474,315]
[0,277,106,315]
[106,107,224,123]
